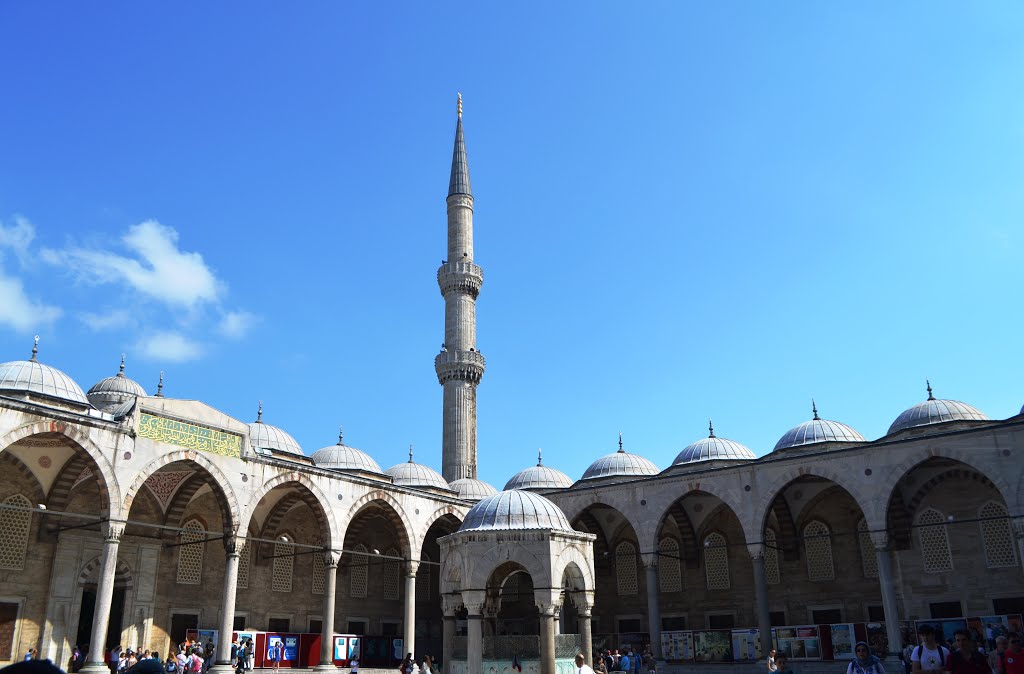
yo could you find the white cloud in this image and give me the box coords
[0,272,62,333]
[217,310,257,340]
[80,309,135,332]
[46,220,224,308]
[136,331,204,362]
[0,216,35,262]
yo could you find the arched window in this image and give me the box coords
[917,508,953,573]
[383,547,400,600]
[177,519,206,584]
[703,533,730,590]
[237,540,251,589]
[764,528,780,586]
[979,502,1016,568]
[272,536,294,592]
[0,494,31,570]
[858,519,878,578]
[658,538,682,593]
[615,541,638,595]
[350,544,368,598]
[803,520,835,581]
[311,537,326,595]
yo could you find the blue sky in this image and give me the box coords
[1,3,1022,488]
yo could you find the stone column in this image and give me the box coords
[314,552,340,671]
[578,603,594,667]
[642,554,662,660]
[81,523,124,674]
[872,532,903,657]
[442,595,461,674]
[748,543,773,658]
[462,591,486,674]
[539,606,557,674]
[211,537,243,674]
[403,561,419,659]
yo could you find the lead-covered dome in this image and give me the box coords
[582,435,658,480]
[249,403,303,456]
[774,403,866,451]
[449,477,498,501]
[385,447,449,490]
[674,421,757,465]
[87,356,148,412]
[0,339,89,406]
[887,382,989,435]
[459,490,573,533]
[311,430,382,473]
[504,449,574,490]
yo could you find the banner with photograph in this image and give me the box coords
[830,624,855,659]
[693,630,732,663]
[774,626,820,660]
[660,631,694,661]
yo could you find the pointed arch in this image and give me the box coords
[344,490,414,560]
[755,466,876,545]
[242,472,340,549]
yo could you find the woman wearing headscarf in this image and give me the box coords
[847,642,886,674]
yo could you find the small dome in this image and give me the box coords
[581,435,658,480]
[87,356,148,411]
[449,477,498,501]
[385,446,449,490]
[674,421,757,465]
[111,398,138,419]
[310,429,382,473]
[0,339,89,406]
[774,403,866,451]
[888,382,989,435]
[459,490,574,533]
[249,403,303,456]
[504,449,573,490]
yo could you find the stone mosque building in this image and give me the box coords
[0,99,1023,674]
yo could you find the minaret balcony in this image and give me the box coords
[437,261,483,298]
[434,349,486,384]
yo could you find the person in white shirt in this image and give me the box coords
[911,625,949,674]
[575,653,596,674]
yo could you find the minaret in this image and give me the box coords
[436,93,485,483]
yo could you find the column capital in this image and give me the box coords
[868,530,890,550]
[534,588,562,616]
[641,552,659,569]
[570,590,595,614]
[223,535,246,556]
[442,593,464,616]
[461,590,487,615]
[323,550,341,568]
[405,559,420,576]
[102,521,125,543]
[747,542,766,561]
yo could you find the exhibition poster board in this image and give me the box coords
[774,626,820,660]
[731,629,762,662]
[660,631,694,661]
[830,624,855,660]
[693,630,732,663]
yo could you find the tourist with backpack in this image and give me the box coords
[847,641,886,674]
[911,625,949,674]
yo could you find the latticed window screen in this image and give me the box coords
[917,508,953,573]
[615,541,638,595]
[764,528,780,585]
[311,537,326,595]
[504,573,520,600]
[703,533,730,590]
[237,541,251,589]
[177,519,206,584]
[383,547,400,600]
[858,519,879,578]
[350,544,368,598]
[979,502,1016,568]
[273,540,294,592]
[803,520,835,581]
[416,560,431,601]
[658,538,682,593]
[0,494,31,570]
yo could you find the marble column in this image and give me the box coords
[210,537,242,674]
[642,555,662,659]
[748,543,773,658]
[81,523,124,674]
[314,553,340,671]
[539,607,557,674]
[579,607,593,666]
[442,614,456,674]
[403,561,418,659]
[463,591,485,674]
[873,533,903,657]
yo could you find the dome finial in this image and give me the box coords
[926,380,935,401]
[409,444,414,463]
[618,432,624,453]
[256,400,263,423]
[812,399,820,420]
[457,92,462,118]
[337,425,344,445]
[30,336,39,362]
[537,448,543,466]
[155,371,164,397]
[118,353,126,376]
[708,418,715,438]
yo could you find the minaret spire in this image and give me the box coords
[437,94,485,483]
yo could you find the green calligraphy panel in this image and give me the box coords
[138,412,242,458]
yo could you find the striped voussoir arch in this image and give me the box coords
[659,499,700,569]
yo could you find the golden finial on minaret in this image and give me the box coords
[457,92,462,118]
